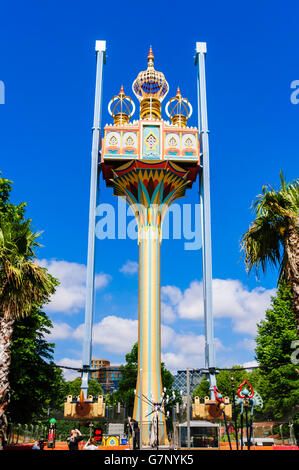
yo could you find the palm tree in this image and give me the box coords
[241,172,299,332]
[0,218,57,448]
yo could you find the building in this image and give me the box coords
[175,421,219,449]
[172,370,203,396]
[90,359,123,394]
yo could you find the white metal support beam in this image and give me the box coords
[195,42,217,399]
[81,40,106,397]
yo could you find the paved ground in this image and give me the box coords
[4,441,299,450]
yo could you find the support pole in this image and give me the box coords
[195,42,216,399]
[81,40,106,397]
[186,368,191,450]
[139,368,143,449]
[231,376,239,450]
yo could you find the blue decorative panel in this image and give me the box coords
[142,125,161,159]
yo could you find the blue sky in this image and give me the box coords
[0,0,298,379]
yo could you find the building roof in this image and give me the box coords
[178,420,219,428]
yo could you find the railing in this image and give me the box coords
[6,423,48,445]
[6,412,298,449]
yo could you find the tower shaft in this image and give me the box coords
[133,226,165,444]
[110,160,191,445]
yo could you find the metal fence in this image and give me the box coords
[6,402,297,448]
[6,423,48,445]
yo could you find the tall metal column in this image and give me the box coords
[81,40,106,397]
[195,42,216,399]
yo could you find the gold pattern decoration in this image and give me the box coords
[145,132,158,151]
[109,135,118,146]
[169,136,178,147]
[185,137,193,148]
[165,87,193,127]
[108,86,136,126]
[132,47,169,120]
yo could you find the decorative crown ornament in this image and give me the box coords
[108,85,135,125]
[165,87,193,127]
[132,47,169,120]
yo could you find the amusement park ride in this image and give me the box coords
[64,41,232,446]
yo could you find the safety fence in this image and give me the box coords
[6,405,298,449]
[6,423,48,445]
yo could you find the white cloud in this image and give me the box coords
[57,357,82,382]
[93,316,138,354]
[47,322,74,340]
[49,315,227,374]
[57,315,138,355]
[161,324,176,348]
[161,336,226,373]
[162,279,275,336]
[242,360,259,371]
[119,260,138,275]
[236,338,256,352]
[161,285,183,324]
[161,285,183,306]
[161,302,176,323]
[39,259,111,314]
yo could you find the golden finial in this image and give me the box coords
[147,46,154,67]
[165,87,193,127]
[132,48,169,120]
[108,86,135,126]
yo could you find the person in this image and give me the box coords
[83,437,98,450]
[128,417,140,450]
[31,441,40,450]
[67,428,83,451]
[38,438,45,450]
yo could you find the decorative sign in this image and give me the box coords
[142,125,161,159]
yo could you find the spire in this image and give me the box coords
[119,85,125,96]
[147,46,154,67]
[108,86,135,125]
[132,48,169,120]
[165,87,193,127]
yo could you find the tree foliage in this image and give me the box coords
[0,174,59,445]
[241,172,299,330]
[107,342,177,414]
[63,377,103,400]
[192,367,256,401]
[8,306,65,423]
[254,282,299,420]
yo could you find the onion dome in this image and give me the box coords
[165,87,193,127]
[132,47,169,120]
[108,85,135,125]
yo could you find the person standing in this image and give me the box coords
[67,428,83,451]
[128,417,140,450]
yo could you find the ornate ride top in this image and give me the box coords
[99,47,202,446]
[132,47,169,120]
[101,47,200,186]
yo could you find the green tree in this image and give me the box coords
[0,175,58,447]
[107,343,138,412]
[241,173,299,331]
[63,377,103,399]
[192,367,266,426]
[107,343,178,414]
[8,306,65,423]
[254,282,299,420]
[192,367,254,401]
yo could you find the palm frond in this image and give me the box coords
[0,219,57,320]
[241,172,299,282]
